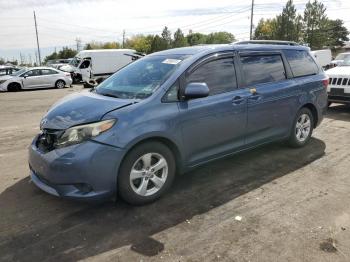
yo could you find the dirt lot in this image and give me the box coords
[0,85,350,262]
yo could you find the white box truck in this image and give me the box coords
[60,49,140,86]
[311,49,332,69]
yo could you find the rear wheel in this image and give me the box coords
[7,82,21,92]
[118,142,176,205]
[288,107,314,148]
[55,80,65,89]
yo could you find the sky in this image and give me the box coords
[0,0,349,63]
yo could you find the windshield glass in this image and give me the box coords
[11,68,27,76]
[335,53,350,61]
[95,55,188,99]
[69,57,81,67]
[338,59,350,66]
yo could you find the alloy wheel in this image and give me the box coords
[295,113,311,142]
[129,153,168,196]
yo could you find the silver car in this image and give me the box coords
[0,67,73,92]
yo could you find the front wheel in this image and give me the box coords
[55,80,65,89]
[118,142,176,205]
[288,107,314,148]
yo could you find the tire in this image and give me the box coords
[288,107,314,148]
[55,80,65,89]
[118,141,176,205]
[7,82,21,92]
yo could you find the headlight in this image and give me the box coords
[0,80,7,85]
[56,119,116,147]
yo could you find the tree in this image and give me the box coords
[303,0,328,49]
[186,32,207,46]
[84,41,120,49]
[44,52,58,63]
[254,0,302,42]
[276,0,303,41]
[173,28,188,48]
[125,34,154,53]
[324,19,349,48]
[59,47,78,59]
[44,47,77,64]
[206,32,235,44]
[161,26,172,49]
[150,35,167,52]
[254,18,277,40]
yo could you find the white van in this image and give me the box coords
[60,49,139,85]
[310,49,332,69]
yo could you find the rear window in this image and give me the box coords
[284,50,319,77]
[240,54,286,86]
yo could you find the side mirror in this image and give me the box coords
[184,82,209,99]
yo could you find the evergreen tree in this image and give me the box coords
[173,29,188,48]
[303,0,328,49]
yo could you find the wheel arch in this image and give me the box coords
[120,136,184,176]
[300,103,318,128]
[55,79,66,86]
[7,81,22,91]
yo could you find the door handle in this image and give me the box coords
[248,94,262,101]
[232,96,245,105]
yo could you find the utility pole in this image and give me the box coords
[249,0,254,40]
[75,38,82,51]
[33,11,41,65]
[122,30,125,48]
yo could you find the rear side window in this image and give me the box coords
[240,54,286,86]
[284,50,318,77]
[186,57,237,96]
[41,69,58,75]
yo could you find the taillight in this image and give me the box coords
[322,78,329,88]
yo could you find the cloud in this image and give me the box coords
[0,0,102,11]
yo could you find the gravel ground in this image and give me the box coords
[0,85,349,262]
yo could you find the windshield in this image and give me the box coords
[338,60,350,66]
[335,53,350,61]
[95,55,188,99]
[69,57,81,67]
[11,68,27,76]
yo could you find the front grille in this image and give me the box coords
[36,129,62,153]
[329,77,350,86]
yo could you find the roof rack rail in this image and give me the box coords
[233,40,299,46]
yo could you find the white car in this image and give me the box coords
[326,63,350,105]
[0,67,72,92]
[330,52,350,67]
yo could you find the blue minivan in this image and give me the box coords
[28,43,328,205]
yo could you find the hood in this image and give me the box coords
[325,66,350,76]
[59,64,75,73]
[0,75,13,81]
[41,91,134,130]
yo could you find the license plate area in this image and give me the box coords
[330,88,345,96]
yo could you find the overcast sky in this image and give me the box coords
[0,0,349,62]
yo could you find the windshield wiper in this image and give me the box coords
[99,92,120,98]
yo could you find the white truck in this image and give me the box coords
[310,49,332,70]
[60,49,141,86]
